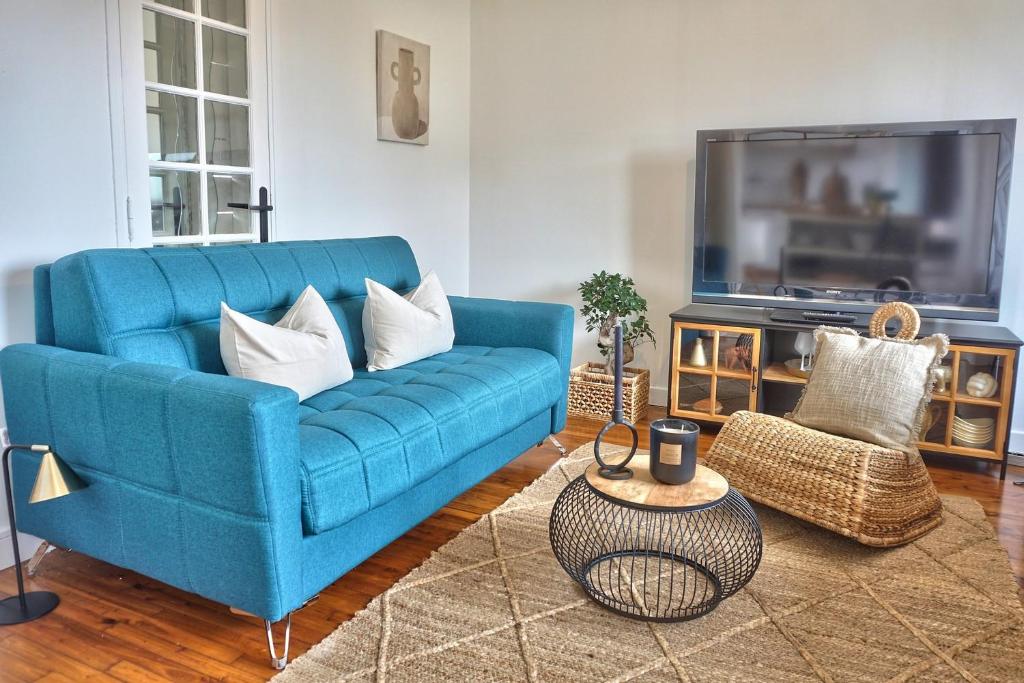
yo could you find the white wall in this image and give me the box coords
[270,0,472,293]
[469,0,1024,431]
[0,0,120,567]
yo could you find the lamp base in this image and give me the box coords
[0,591,60,625]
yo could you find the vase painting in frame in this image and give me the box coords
[376,30,430,145]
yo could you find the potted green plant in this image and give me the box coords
[569,272,655,423]
[578,271,656,374]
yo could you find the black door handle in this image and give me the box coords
[226,186,273,242]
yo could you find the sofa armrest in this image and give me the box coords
[448,296,575,432]
[0,343,304,620]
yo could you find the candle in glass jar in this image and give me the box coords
[649,419,699,484]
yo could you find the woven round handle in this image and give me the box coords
[869,301,920,340]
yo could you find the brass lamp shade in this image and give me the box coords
[29,451,87,504]
[1,444,86,625]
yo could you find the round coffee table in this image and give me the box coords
[549,453,762,622]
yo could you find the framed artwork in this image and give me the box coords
[376,30,430,145]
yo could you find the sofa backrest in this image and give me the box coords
[38,237,420,373]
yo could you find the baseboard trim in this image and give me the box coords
[0,527,42,570]
[1008,430,1024,468]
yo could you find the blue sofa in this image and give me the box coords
[0,237,573,666]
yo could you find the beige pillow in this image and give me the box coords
[362,271,454,371]
[220,285,353,400]
[786,327,948,453]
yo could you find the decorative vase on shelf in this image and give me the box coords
[794,332,815,372]
[932,366,952,394]
[965,372,998,398]
[689,339,707,367]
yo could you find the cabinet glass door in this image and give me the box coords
[919,345,1015,459]
[671,323,760,422]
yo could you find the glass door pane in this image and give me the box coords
[716,331,756,377]
[208,174,251,234]
[146,90,199,162]
[143,9,196,88]
[204,100,249,166]
[677,327,715,373]
[676,373,715,416]
[155,0,194,10]
[150,170,201,237]
[203,0,246,27]
[951,404,998,452]
[919,402,950,448]
[203,26,248,98]
[955,351,1004,402]
[713,377,752,417]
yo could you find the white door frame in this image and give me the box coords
[105,0,273,248]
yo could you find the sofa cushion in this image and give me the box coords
[220,285,354,400]
[363,271,455,371]
[297,345,562,534]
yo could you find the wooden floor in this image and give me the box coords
[1,407,1021,682]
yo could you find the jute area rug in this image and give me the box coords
[276,443,1024,682]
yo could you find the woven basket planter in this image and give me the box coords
[568,362,650,423]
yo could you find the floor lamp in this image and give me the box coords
[0,444,86,625]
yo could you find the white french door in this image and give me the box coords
[114,0,272,247]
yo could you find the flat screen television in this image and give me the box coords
[692,119,1016,321]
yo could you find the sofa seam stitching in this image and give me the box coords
[318,242,344,287]
[80,257,116,354]
[382,237,402,286]
[96,372,128,566]
[198,251,230,309]
[248,400,287,618]
[163,374,196,593]
[148,255,193,366]
[287,248,310,287]
[245,248,275,309]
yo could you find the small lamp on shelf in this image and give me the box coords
[0,444,87,625]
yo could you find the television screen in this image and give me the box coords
[702,133,1001,296]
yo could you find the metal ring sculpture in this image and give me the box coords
[593,322,638,480]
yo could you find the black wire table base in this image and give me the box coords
[550,475,762,622]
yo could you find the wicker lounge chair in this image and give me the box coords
[705,411,942,547]
[705,303,944,547]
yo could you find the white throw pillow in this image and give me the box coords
[220,285,354,400]
[363,271,455,371]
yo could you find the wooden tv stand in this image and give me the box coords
[668,303,1022,479]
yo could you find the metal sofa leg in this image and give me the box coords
[548,435,567,456]
[27,541,57,576]
[265,613,292,670]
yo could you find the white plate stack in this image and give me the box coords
[951,415,995,448]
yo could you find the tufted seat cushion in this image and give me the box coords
[297,345,562,534]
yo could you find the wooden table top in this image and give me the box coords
[584,452,729,510]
